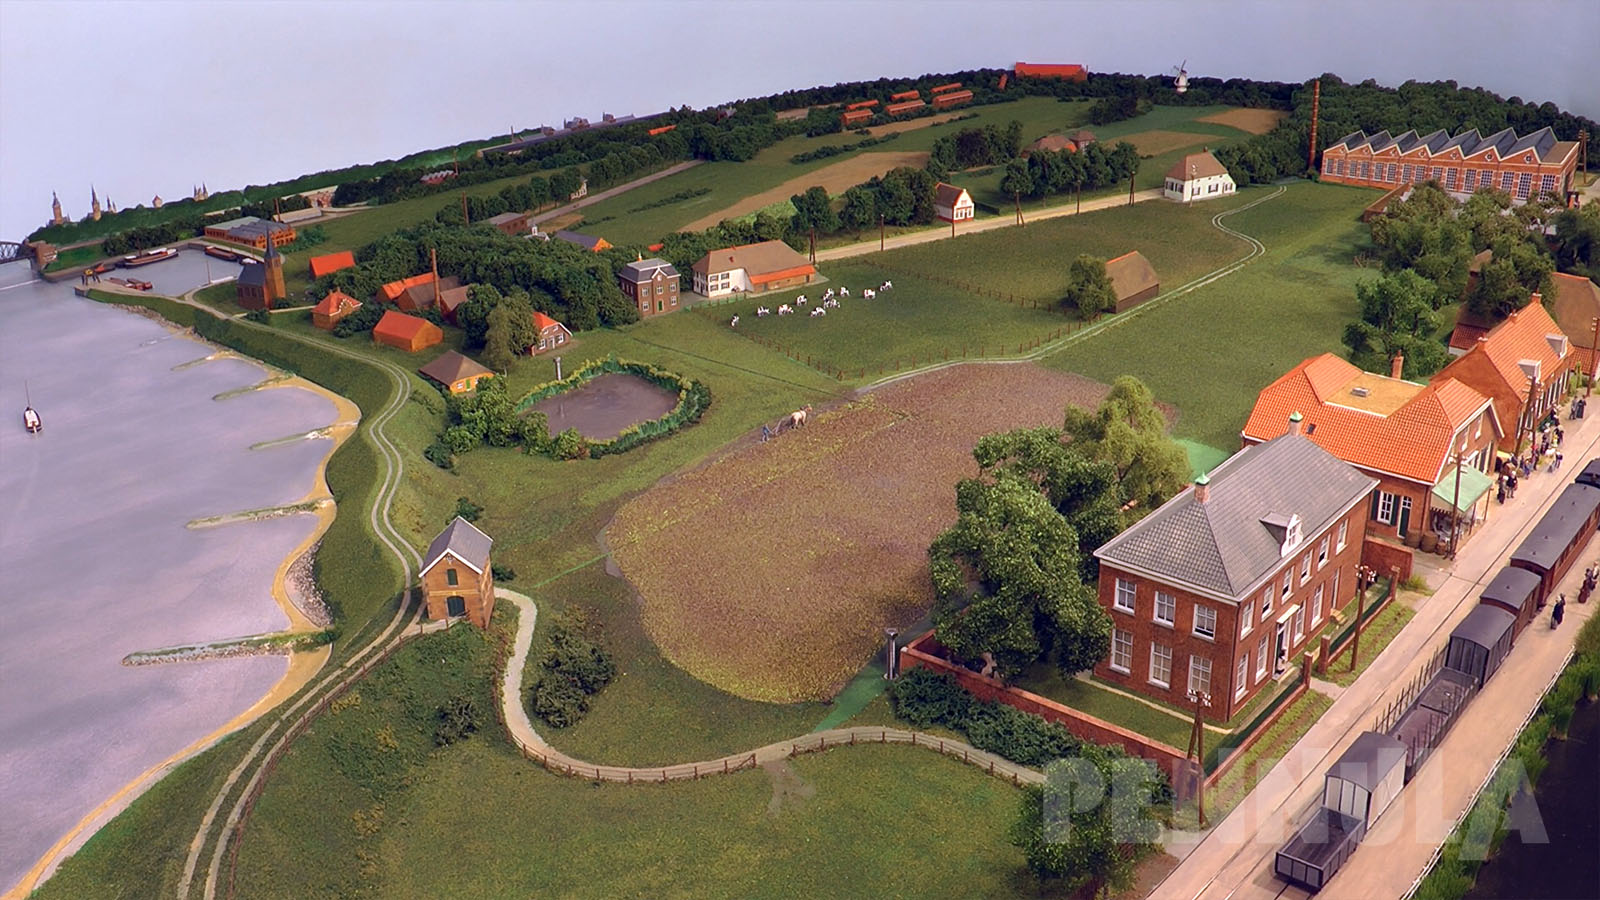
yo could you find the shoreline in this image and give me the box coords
[5,300,363,898]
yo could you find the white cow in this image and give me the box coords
[823,298,838,309]
[778,304,793,315]
[822,288,835,301]
[838,286,850,297]
[880,280,893,291]
[795,294,808,306]
[756,306,771,317]
[861,289,876,300]
[730,316,739,328]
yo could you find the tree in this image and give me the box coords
[929,475,1109,680]
[1010,748,1165,896]
[1465,235,1555,323]
[790,185,839,235]
[1553,201,1600,280]
[1341,269,1451,378]
[971,427,1124,581]
[1062,254,1117,318]
[839,185,878,234]
[548,167,582,202]
[1000,159,1034,204]
[482,302,518,371]
[1062,376,1190,515]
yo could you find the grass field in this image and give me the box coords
[1196,690,1335,826]
[1323,593,1418,687]
[1013,666,1193,748]
[1041,180,1379,457]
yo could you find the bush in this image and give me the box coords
[491,563,516,582]
[530,674,588,728]
[528,612,616,728]
[433,695,481,745]
[245,308,272,324]
[424,441,454,470]
[551,427,589,460]
[888,669,972,729]
[889,669,1085,768]
[514,356,711,460]
[454,497,483,522]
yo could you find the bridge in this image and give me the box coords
[0,241,32,265]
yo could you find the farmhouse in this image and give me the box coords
[934,183,975,223]
[420,516,495,628]
[554,230,612,253]
[486,211,531,236]
[529,311,572,354]
[1434,298,1577,453]
[1093,434,1377,721]
[1163,150,1236,203]
[1023,130,1097,157]
[1318,127,1579,204]
[1242,353,1502,545]
[372,310,443,353]
[419,350,495,394]
[1104,251,1160,313]
[311,290,362,330]
[380,273,435,305]
[1014,62,1087,82]
[235,234,285,311]
[204,216,296,250]
[691,240,816,297]
[1548,272,1600,379]
[307,250,355,279]
[617,257,681,316]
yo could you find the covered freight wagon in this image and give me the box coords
[1275,731,1408,892]
[1445,605,1516,687]
[1508,482,1600,604]
[1478,566,1542,638]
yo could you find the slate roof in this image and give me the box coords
[419,350,494,386]
[421,516,494,576]
[934,182,971,208]
[1243,353,1499,485]
[237,262,266,288]
[487,212,526,225]
[1165,150,1229,182]
[218,217,293,241]
[1449,604,1515,652]
[1105,251,1158,302]
[554,230,607,251]
[1094,435,1377,601]
[1329,127,1571,164]
[618,257,679,283]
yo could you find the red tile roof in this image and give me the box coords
[846,100,879,110]
[932,91,973,108]
[885,99,925,116]
[379,272,435,303]
[889,90,921,102]
[308,250,356,279]
[312,289,361,317]
[929,83,963,94]
[647,124,677,136]
[1438,300,1571,399]
[1243,353,1499,484]
[532,311,568,333]
[1014,63,1087,80]
[372,310,442,349]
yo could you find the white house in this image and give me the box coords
[934,182,975,223]
[1164,150,1236,203]
[691,240,816,298]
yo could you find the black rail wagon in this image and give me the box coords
[1508,482,1600,606]
[1275,731,1408,892]
[1575,458,1600,490]
[1478,566,1542,639]
[1445,605,1516,687]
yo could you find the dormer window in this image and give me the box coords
[1546,334,1568,358]
[1261,512,1304,556]
[1518,359,1541,382]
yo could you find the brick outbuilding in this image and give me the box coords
[372,310,442,353]
[420,517,495,628]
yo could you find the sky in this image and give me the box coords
[2,0,1596,240]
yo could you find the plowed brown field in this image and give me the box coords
[1197,108,1287,134]
[683,150,930,231]
[605,363,1117,703]
[1119,130,1215,155]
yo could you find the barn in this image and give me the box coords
[419,350,495,394]
[308,250,355,279]
[372,310,443,353]
[311,290,362,330]
[1105,251,1160,313]
[692,241,816,297]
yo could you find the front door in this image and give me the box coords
[1274,622,1288,675]
[446,595,466,617]
[1397,497,1412,538]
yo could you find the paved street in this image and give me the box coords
[816,188,1166,262]
[1155,407,1600,900]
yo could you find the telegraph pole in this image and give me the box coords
[1449,451,1464,558]
[879,214,885,252]
[1590,316,1598,397]
[461,192,470,225]
[1186,690,1212,827]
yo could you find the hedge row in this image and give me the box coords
[515,355,711,459]
[789,130,901,164]
[1411,612,1600,900]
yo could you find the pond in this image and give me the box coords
[529,373,678,441]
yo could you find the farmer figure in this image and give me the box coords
[1497,482,1506,505]
[761,424,772,443]
[1552,593,1566,628]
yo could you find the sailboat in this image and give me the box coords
[22,380,41,434]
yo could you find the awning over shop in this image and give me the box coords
[1432,465,1494,514]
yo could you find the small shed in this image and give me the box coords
[311,290,362,331]
[1477,566,1541,638]
[1275,731,1407,892]
[372,310,443,353]
[419,350,495,394]
[308,250,356,279]
[1105,251,1160,313]
[1445,605,1515,687]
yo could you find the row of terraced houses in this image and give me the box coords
[1318,126,1579,203]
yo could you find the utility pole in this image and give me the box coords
[1076,182,1082,214]
[1351,583,1364,673]
[1515,372,1539,457]
[1014,191,1023,226]
[461,192,470,225]
[879,214,885,252]
[1449,451,1464,558]
[1308,79,1321,172]
[1186,690,1211,827]
[1128,170,1136,205]
[809,227,816,265]
[1590,316,1598,397]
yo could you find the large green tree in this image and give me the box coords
[1464,235,1554,321]
[1369,182,1474,297]
[1553,201,1600,281]
[971,427,1124,580]
[1341,269,1450,378]
[1062,376,1190,515]
[1062,254,1117,318]
[1010,749,1165,896]
[790,185,839,236]
[929,475,1109,680]
[481,303,517,371]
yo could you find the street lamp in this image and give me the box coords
[1186,689,1212,827]
[555,356,563,381]
[883,628,900,680]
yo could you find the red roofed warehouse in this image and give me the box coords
[885,99,926,117]
[889,90,921,102]
[929,83,962,94]
[841,109,873,127]
[1243,353,1502,544]
[845,99,879,111]
[372,310,443,353]
[308,250,355,279]
[932,90,973,110]
[529,311,572,354]
[1434,298,1578,452]
[1014,62,1087,82]
[1318,127,1579,204]
[691,240,816,298]
[311,290,362,330]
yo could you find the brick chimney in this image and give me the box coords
[1288,411,1303,436]
[1193,473,1210,503]
[1391,352,1405,379]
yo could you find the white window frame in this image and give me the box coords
[1337,520,1348,552]
[1110,628,1132,674]
[1154,591,1176,627]
[1312,584,1325,625]
[1240,600,1253,637]
[1300,554,1312,585]
[1114,578,1136,614]
[1193,605,1216,640]
[1317,537,1329,569]
[1255,635,1269,682]
[1377,491,1395,525]
[1282,570,1293,602]
[1149,643,1172,689]
[1261,586,1273,620]
[1188,656,1212,696]
[1236,654,1249,700]
[1293,608,1305,642]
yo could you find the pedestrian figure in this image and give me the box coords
[761,424,772,443]
[1552,593,1566,628]
[1556,427,1564,446]
[1555,450,1564,471]
[1497,483,1506,504]
[1509,473,1518,498]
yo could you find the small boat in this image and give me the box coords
[23,381,41,434]
[126,278,153,291]
[91,261,117,274]
[204,245,244,263]
[121,247,179,268]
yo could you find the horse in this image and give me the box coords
[786,405,813,429]
[730,315,739,328]
[756,306,771,317]
[777,304,793,315]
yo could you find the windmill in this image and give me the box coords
[1171,60,1190,94]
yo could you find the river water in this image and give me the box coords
[0,254,336,892]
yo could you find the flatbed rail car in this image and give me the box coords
[1508,481,1600,607]
[1277,469,1600,892]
